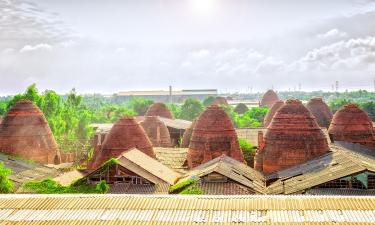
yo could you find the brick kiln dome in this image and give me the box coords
[263,100,284,128]
[260,90,280,108]
[234,103,249,114]
[306,98,333,128]
[187,105,244,168]
[0,100,60,164]
[140,116,172,147]
[328,104,375,149]
[181,119,196,148]
[256,99,329,174]
[89,116,155,169]
[145,102,173,119]
[212,96,228,105]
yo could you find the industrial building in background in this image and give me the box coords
[116,87,217,103]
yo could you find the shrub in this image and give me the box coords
[23,178,109,194]
[95,180,109,193]
[239,138,256,165]
[180,185,203,195]
[0,162,13,193]
[169,178,196,193]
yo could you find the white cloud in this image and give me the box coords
[317,29,348,40]
[190,49,210,58]
[293,36,375,71]
[20,43,53,53]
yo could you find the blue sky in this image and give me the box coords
[0,0,374,95]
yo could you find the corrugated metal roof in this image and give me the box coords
[158,117,192,130]
[119,149,181,185]
[0,195,374,224]
[154,147,188,173]
[181,155,266,194]
[306,188,375,196]
[266,144,375,194]
[108,183,169,194]
[0,153,59,192]
[92,117,191,134]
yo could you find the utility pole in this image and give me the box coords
[335,81,339,92]
[169,85,172,104]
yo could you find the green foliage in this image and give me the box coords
[167,103,182,118]
[180,185,203,195]
[0,101,7,116]
[238,138,256,163]
[179,98,204,121]
[203,96,215,107]
[169,178,197,193]
[329,98,352,113]
[23,178,108,194]
[128,97,153,116]
[233,107,268,128]
[0,162,13,193]
[95,180,109,193]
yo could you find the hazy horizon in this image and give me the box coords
[1,0,375,95]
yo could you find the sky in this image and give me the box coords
[0,0,375,95]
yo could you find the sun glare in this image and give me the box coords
[190,0,215,16]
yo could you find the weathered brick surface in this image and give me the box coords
[260,90,280,108]
[257,99,329,174]
[263,100,284,128]
[181,119,196,148]
[212,96,228,106]
[329,104,375,149]
[140,116,172,147]
[0,100,60,164]
[89,116,154,169]
[306,97,333,128]
[187,105,244,168]
[145,103,173,119]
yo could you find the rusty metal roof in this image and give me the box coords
[92,117,191,135]
[86,148,181,185]
[266,143,375,194]
[0,194,374,224]
[0,153,59,191]
[181,155,266,194]
[158,117,192,130]
[118,148,181,185]
[154,147,188,173]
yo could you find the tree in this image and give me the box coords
[179,98,204,121]
[203,96,215,107]
[329,98,352,113]
[128,98,153,116]
[0,162,13,193]
[360,101,375,121]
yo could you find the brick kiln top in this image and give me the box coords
[212,96,228,105]
[306,97,333,128]
[89,116,155,169]
[256,99,329,174]
[140,116,172,147]
[0,100,60,164]
[145,102,173,119]
[260,90,279,108]
[328,104,375,149]
[234,103,249,114]
[263,100,284,128]
[181,119,196,148]
[187,105,244,168]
